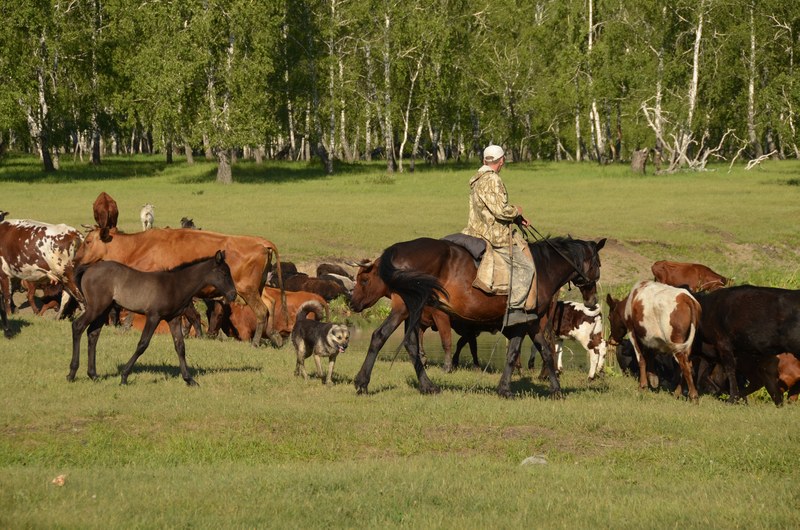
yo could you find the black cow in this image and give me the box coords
[695,285,800,403]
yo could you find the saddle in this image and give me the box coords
[441,233,485,264]
[441,233,537,310]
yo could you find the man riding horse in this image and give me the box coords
[462,144,536,327]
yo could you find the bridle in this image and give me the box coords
[519,223,597,287]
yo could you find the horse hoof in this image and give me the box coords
[549,391,564,400]
[66,374,75,382]
[186,379,199,387]
[497,387,513,399]
[442,364,453,374]
[419,383,441,395]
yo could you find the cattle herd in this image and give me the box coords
[0,192,798,406]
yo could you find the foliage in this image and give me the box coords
[1,0,799,175]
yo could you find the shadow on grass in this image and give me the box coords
[0,155,172,183]
[112,362,263,382]
[1,318,32,338]
[1,153,482,184]
[405,372,612,399]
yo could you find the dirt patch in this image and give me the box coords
[598,238,654,288]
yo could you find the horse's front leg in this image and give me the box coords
[498,334,525,398]
[535,324,564,399]
[168,316,197,386]
[85,312,109,380]
[68,312,90,381]
[404,326,440,394]
[120,317,159,385]
[354,300,407,395]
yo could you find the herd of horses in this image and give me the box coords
[1,190,798,405]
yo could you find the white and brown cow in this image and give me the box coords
[553,301,608,379]
[0,219,83,319]
[606,280,701,401]
[529,301,608,380]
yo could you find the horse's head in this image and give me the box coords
[571,237,606,309]
[210,250,238,302]
[346,257,389,312]
[605,292,628,346]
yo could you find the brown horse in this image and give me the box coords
[349,236,606,397]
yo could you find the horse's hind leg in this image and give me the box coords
[168,316,197,386]
[119,317,159,385]
[404,326,440,394]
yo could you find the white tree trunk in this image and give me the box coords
[747,6,762,157]
[397,56,422,173]
[382,11,395,173]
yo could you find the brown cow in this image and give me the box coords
[607,280,702,401]
[283,273,349,301]
[211,287,328,341]
[651,260,730,292]
[74,227,286,346]
[118,308,202,338]
[92,192,119,242]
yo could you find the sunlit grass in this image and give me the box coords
[0,154,799,527]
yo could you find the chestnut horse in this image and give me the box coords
[350,236,606,397]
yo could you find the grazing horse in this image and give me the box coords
[68,250,237,386]
[349,236,606,397]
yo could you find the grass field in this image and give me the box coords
[0,154,799,528]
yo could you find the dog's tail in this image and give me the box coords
[295,300,327,322]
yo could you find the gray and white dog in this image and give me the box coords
[291,302,350,385]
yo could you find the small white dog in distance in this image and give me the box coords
[291,303,350,385]
[140,203,155,231]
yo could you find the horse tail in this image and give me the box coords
[378,245,447,344]
[73,263,91,295]
[296,300,327,322]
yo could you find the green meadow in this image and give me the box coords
[0,155,799,528]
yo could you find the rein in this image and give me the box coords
[519,223,594,286]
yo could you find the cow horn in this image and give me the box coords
[344,259,372,268]
[81,223,97,232]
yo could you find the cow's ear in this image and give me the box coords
[606,293,616,308]
[100,227,113,243]
[596,238,607,251]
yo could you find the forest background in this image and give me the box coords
[1,0,799,181]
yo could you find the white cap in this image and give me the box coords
[483,144,504,163]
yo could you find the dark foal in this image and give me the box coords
[68,250,237,385]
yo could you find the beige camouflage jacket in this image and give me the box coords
[462,166,524,248]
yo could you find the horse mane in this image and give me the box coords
[166,255,217,272]
[530,235,584,267]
